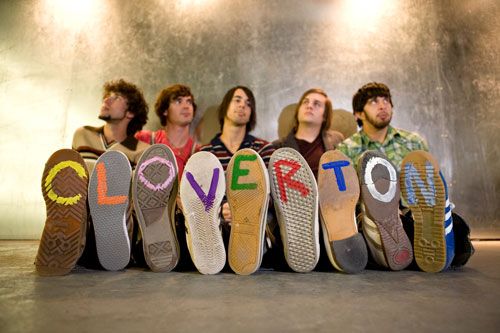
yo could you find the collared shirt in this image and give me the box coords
[199,133,275,171]
[72,125,149,173]
[337,126,428,172]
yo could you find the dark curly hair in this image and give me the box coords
[217,86,256,133]
[155,84,197,126]
[293,88,333,133]
[352,82,393,127]
[103,79,149,136]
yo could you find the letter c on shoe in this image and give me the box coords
[45,161,87,205]
[364,157,397,203]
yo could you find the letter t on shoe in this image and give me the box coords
[318,150,368,274]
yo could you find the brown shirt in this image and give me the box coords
[296,135,325,179]
[72,126,149,173]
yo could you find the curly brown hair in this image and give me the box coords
[103,79,149,136]
[155,84,197,126]
[352,82,393,127]
[293,88,333,133]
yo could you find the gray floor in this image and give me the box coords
[1,241,499,333]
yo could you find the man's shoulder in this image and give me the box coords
[74,125,101,136]
[392,127,427,145]
[394,127,423,138]
[338,131,363,147]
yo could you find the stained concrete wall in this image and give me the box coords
[0,0,498,238]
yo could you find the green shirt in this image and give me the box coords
[337,126,428,172]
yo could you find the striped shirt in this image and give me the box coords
[337,126,428,172]
[199,133,275,171]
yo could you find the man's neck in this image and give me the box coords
[103,123,128,144]
[220,124,247,154]
[165,123,190,148]
[363,124,389,144]
[295,124,321,143]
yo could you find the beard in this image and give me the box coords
[98,114,126,122]
[363,111,391,129]
[98,114,112,121]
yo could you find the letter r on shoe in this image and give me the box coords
[274,159,310,203]
[96,162,128,205]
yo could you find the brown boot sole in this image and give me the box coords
[36,149,88,276]
[318,150,367,273]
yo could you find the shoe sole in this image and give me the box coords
[36,149,89,276]
[358,150,413,270]
[88,151,131,271]
[180,152,226,275]
[268,148,319,273]
[318,150,367,273]
[400,150,446,273]
[133,144,180,272]
[226,148,270,275]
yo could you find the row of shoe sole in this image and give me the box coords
[35,145,453,275]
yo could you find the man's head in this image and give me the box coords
[99,79,148,136]
[352,82,393,129]
[293,88,333,132]
[218,86,256,132]
[155,84,197,127]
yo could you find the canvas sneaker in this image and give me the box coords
[400,150,455,272]
[132,144,180,272]
[268,147,319,273]
[226,148,270,275]
[358,150,413,271]
[180,151,226,275]
[88,151,131,271]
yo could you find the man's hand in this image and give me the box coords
[222,202,232,223]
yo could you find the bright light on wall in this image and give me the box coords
[340,0,397,31]
[42,0,101,32]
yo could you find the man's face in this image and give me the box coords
[359,96,392,129]
[297,92,326,128]
[166,95,194,127]
[225,88,251,127]
[99,91,131,122]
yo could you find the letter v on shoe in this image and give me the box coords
[180,151,226,275]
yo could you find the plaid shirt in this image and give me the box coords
[337,126,428,172]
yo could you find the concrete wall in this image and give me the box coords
[1,0,498,239]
